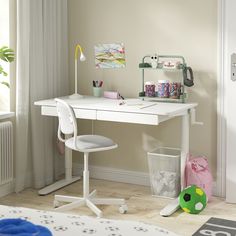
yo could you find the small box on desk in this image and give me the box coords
[147,147,181,199]
[103,91,119,99]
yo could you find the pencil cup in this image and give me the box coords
[93,87,102,97]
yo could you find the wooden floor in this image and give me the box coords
[0,179,236,236]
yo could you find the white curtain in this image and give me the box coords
[15,0,69,192]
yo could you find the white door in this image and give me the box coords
[223,0,236,203]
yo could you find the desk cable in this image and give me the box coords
[91,120,94,135]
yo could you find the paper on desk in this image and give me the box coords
[123,101,157,109]
[88,99,157,112]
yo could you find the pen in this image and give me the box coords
[93,80,103,87]
[119,101,125,105]
[118,93,125,100]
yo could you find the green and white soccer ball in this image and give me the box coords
[178,185,207,214]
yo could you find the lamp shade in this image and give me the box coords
[80,52,86,61]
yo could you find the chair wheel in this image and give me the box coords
[119,205,128,214]
[53,200,60,208]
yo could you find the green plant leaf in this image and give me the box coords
[0,81,10,88]
[0,46,15,63]
[0,65,7,76]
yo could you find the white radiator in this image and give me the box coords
[0,121,13,185]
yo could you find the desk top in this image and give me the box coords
[35,96,197,117]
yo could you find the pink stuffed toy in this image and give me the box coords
[185,155,213,201]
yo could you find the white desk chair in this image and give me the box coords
[53,98,127,217]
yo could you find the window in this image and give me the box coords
[0,0,10,111]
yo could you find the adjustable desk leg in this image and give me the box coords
[180,112,189,189]
[160,112,189,216]
[38,135,81,196]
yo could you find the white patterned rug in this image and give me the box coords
[0,205,178,236]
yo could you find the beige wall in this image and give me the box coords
[68,0,218,178]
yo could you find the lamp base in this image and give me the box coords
[69,93,83,99]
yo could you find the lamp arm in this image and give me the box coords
[74,59,78,94]
[75,44,83,60]
[72,44,85,97]
[74,44,83,94]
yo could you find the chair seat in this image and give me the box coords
[65,135,117,152]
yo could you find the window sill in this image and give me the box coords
[0,111,15,120]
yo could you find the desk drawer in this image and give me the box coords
[97,111,158,125]
[41,106,96,120]
[74,109,96,120]
[42,106,57,116]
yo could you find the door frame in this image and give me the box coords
[217,0,226,198]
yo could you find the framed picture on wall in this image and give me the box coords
[94,43,126,69]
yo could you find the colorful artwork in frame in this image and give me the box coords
[94,43,126,69]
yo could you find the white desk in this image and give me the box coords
[35,96,199,216]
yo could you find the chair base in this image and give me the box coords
[38,176,81,196]
[54,190,127,218]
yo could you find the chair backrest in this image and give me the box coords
[55,98,77,143]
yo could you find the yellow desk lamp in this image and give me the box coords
[70,44,86,99]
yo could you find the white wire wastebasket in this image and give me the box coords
[147,147,181,199]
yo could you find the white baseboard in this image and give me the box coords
[72,163,218,196]
[213,181,217,197]
[72,163,150,186]
[0,180,15,198]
